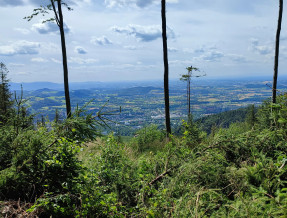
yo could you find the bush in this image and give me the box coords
[0,130,82,202]
[132,125,165,153]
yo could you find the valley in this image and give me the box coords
[14,78,287,135]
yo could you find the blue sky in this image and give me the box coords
[0,0,286,83]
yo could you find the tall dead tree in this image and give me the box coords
[180,66,200,120]
[272,0,283,104]
[161,0,171,135]
[25,0,72,118]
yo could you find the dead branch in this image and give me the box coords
[265,193,274,199]
[149,168,172,186]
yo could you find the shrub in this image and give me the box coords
[132,125,165,153]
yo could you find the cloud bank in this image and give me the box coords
[0,0,24,6]
[74,46,87,54]
[112,24,175,42]
[32,21,71,34]
[90,36,113,46]
[105,0,178,8]
[250,38,273,55]
[0,40,40,56]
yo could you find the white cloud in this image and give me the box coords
[227,54,247,63]
[8,63,25,67]
[105,0,137,8]
[74,46,87,54]
[51,58,61,64]
[183,46,224,62]
[27,0,90,6]
[168,47,178,52]
[14,28,30,35]
[0,0,91,7]
[250,38,273,55]
[13,71,31,76]
[90,36,113,46]
[69,57,98,64]
[0,40,40,56]
[0,0,24,6]
[169,60,193,65]
[201,51,224,62]
[136,0,154,7]
[190,46,218,54]
[41,43,61,52]
[112,24,175,42]
[31,57,48,62]
[123,45,143,50]
[32,21,70,35]
[105,0,178,8]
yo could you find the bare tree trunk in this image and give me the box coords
[188,75,191,117]
[272,0,283,104]
[186,79,189,117]
[57,0,71,118]
[1,73,7,115]
[161,0,171,135]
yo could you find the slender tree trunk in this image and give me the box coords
[272,0,283,104]
[161,0,171,135]
[188,75,191,116]
[186,79,189,117]
[1,73,7,115]
[58,0,71,118]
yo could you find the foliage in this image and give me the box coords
[0,62,13,125]
[2,89,287,216]
[181,116,204,148]
[132,125,166,153]
[196,106,251,134]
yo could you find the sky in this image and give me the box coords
[0,0,287,83]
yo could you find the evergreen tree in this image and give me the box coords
[54,108,61,124]
[0,62,13,125]
[246,104,257,127]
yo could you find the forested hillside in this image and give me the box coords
[196,106,254,134]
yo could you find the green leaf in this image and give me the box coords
[278,118,287,124]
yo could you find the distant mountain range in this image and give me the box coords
[10,80,167,91]
[9,76,287,91]
[10,82,105,91]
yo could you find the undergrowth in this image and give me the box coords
[1,94,287,217]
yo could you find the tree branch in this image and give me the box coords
[51,0,60,26]
[149,168,172,186]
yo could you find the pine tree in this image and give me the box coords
[246,104,257,127]
[54,108,61,124]
[0,62,13,125]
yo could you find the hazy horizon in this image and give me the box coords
[9,74,287,85]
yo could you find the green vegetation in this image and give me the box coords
[0,63,13,126]
[196,106,254,134]
[2,74,287,216]
[1,0,286,216]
